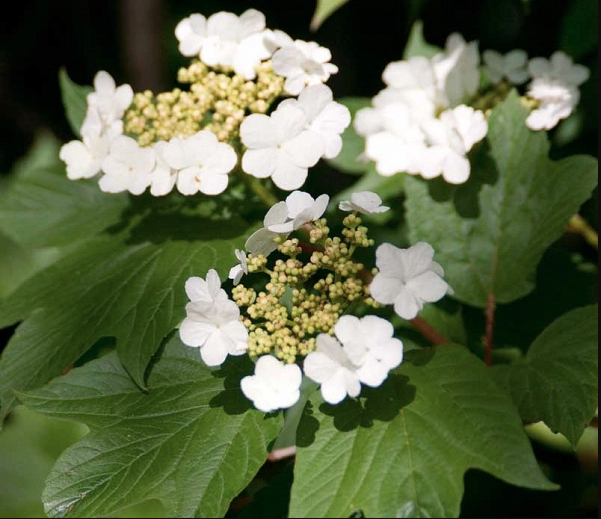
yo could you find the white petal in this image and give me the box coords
[407,270,450,303]
[200,331,230,366]
[240,113,277,149]
[271,160,308,191]
[242,148,277,178]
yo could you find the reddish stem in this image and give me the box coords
[484,293,496,366]
[410,316,449,346]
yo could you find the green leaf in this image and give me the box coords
[58,67,92,138]
[493,305,598,447]
[290,346,556,518]
[0,406,88,518]
[0,233,247,419]
[0,232,61,300]
[310,0,350,31]
[402,19,442,60]
[326,97,372,175]
[0,165,128,248]
[404,90,599,307]
[20,337,282,518]
[559,0,598,60]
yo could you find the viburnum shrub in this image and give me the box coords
[0,3,597,518]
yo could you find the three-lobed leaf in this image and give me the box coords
[289,345,556,518]
[20,337,282,518]
[0,233,247,420]
[404,90,598,307]
[493,304,598,447]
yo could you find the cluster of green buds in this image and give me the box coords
[231,213,379,364]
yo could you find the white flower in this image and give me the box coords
[370,242,450,320]
[524,52,589,132]
[86,71,133,134]
[333,315,403,387]
[528,51,590,86]
[272,40,339,95]
[525,80,580,131]
[240,103,324,191]
[151,131,237,196]
[176,9,272,80]
[59,122,109,180]
[241,355,302,412]
[359,103,428,176]
[228,249,248,285]
[244,191,329,256]
[281,84,351,159]
[99,135,155,195]
[419,105,488,184]
[432,33,480,107]
[184,269,230,311]
[339,191,389,214]
[303,334,362,405]
[180,269,248,367]
[482,49,529,84]
[175,13,208,57]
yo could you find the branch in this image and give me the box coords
[410,316,450,346]
[484,293,496,366]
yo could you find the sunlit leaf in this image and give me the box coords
[493,305,598,447]
[20,337,282,518]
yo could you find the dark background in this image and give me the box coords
[0,0,597,175]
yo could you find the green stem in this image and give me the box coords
[238,171,280,208]
[567,214,598,250]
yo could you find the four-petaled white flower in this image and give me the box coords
[240,103,324,191]
[241,355,302,412]
[228,249,249,285]
[482,49,529,85]
[525,51,590,131]
[272,40,339,95]
[280,84,351,159]
[419,105,488,184]
[245,191,329,256]
[339,191,389,215]
[370,242,451,320]
[179,269,249,367]
[175,9,272,79]
[59,116,110,180]
[86,71,133,135]
[303,334,362,405]
[304,314,403,404]
[99,135,155,195]
[151,131,237,196]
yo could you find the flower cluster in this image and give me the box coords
[356,32,590,184]
[179,191,451,412]
[59,8,350,197]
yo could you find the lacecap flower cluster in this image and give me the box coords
[59,8,350,196]
[356,34,590,184]
[179,191,452,412]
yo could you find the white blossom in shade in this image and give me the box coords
[228,249,249,285]
[370,242,450,320]
[244,191,329,256]
[303,334,362,405]
[333,315,403,388]
[338,191,389,215]
[180,269,248,367]
[86,71,133,134]
[281,84,351,159]
[99,135,155,195]
[241,355,302,412]
[432,33,480,107]
[419,105,488,184]
[152,131,237,196]
[524,51,590,131]
[482,49,529,85]
[240,103,324,191]
[272,40,339,95]
[360,103,428,176]
[175,13,208,57]
[528,51,590,87]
